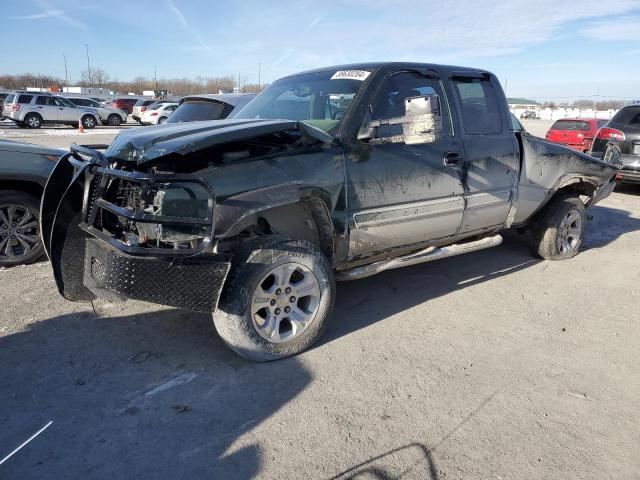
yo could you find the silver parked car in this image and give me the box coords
[2,92,100,129]
[66,97,127,126]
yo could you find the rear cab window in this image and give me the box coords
[452,76,502,135]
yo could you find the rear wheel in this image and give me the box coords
[81,115,97,129]
[158,116,167,124]
[0,191,44,267]
[107,114,122,126]
[530,194,586,260]
[214,235,335,361]
[24,113,42,129]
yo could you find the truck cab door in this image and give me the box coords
[345,70,465,258]
[448,74,519,233]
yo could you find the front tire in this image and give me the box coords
[81,115,97,129]
[530,194,586,260]
[214,235,335,361]
[0,191,44,267]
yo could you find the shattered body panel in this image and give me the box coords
[513,135,618,224]
[41,62,619,313]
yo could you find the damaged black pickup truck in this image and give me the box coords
[41,62,620,361]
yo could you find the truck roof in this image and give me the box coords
[282,62,492,79]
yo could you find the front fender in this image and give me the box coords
[40,153,95,301]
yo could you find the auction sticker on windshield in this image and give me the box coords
[331,70,371,81]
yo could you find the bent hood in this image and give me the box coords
[105,118,334,165]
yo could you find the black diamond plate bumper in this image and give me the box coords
[84,238,231,312]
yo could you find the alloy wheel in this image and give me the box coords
[250,262,321,343]
[0,203,40,261]
[557,209,582,255]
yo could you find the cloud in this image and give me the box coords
[581,16,640,42]
[12,1,90,30]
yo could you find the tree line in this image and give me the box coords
[0,70,265,96]
[541,99,627,110]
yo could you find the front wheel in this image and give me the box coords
[81,115,97,129]
[214,236,335,361]
[530,194,586,260]
[0,191,44,266]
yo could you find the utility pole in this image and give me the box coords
[63,54,69,89]
[258,62,261,91]
[154,65,158,90]
[238,72,241,92]
[85,43,92,89]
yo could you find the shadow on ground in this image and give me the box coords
[0,203,637,479]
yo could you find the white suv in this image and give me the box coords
[2,92,100,129]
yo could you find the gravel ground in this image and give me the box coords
[1,120,639,479]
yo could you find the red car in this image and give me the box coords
[105,97,140,115]
[545,118,607,153]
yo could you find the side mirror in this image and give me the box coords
[357,94,442,145]
[402,95,441,145]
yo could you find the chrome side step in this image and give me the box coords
[335,234,503,281]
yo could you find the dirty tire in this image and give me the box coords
[0,190,44,267]
[81,115,96,129]
[530,194,586,260]
[24,113,42,129]
[214,235,335,362]
[107,114,122,126]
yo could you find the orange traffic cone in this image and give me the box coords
[78,118,84,134]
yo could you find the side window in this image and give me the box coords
[370,71,448,138]
[35,96,49,105]
[452,77,502,135]
[18,95,33,104]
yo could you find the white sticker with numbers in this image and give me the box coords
[330,70,371,81]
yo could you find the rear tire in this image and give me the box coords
[0,191,44,267]
[107,114,122,126]
[529,194,586,260]
[158,116,167,124]
[214,235,335,361]
[24,113,42,129]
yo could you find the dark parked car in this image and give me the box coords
[545,118,607,153]
[520,110,538,119]
[42,62,618,360]
[0,140,65,266]
[591,104,640,184]
[165,93,257,123]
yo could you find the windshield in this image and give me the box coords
[233,69,371,133]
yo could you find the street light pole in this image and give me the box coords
[85,43,92,90]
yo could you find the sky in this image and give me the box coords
[3,0,640,100]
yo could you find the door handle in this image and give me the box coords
[444,152,462,167]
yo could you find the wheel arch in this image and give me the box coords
[0,179,44,199]
[216,185,336,261]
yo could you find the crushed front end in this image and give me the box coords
[41,144,230,312]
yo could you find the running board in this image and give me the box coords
[335,234,503,281]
